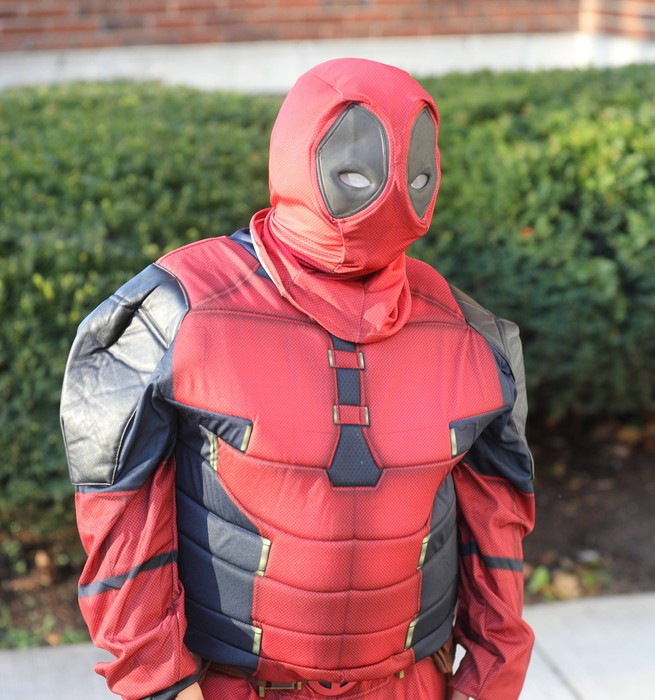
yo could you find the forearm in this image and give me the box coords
[76,466,198,699]
[450,461,535,699]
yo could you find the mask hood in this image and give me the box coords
[250,58,441,342]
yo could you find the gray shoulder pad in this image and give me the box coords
[450,285,529,437]
[60,264,188,487]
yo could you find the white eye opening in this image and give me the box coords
[410,173,429,190]
[339,172,371,189]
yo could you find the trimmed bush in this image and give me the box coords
[0,83,280,558]
[416,65,655,419]
[1,65,655,558]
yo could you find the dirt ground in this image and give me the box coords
[2,420,654,647]
[523,419,655,601]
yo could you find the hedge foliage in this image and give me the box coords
[0,83,280,558]
[1,65,655,555]
[416,64,655,419]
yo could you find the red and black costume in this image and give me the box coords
[61,59,535,700]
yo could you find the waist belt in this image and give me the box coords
[201,633,453,696]
[202,661,369,696]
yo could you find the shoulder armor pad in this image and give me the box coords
[450,285,528,436]
[61,265,188,486]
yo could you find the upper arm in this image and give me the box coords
[60,264,188,487]
[450,285,534,491]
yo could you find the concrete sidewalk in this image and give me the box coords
[1,592,653,699]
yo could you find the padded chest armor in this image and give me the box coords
[158,237,507,683]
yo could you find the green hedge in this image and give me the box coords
[1,66,655,559]
[0,83,280,562]
[416,65,655,419]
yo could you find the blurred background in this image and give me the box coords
[1,0,654,679]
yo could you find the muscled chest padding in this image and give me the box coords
[159,238,505,680]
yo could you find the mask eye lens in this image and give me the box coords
[339,172,371,189]
[410,173,429,190]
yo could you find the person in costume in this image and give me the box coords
[61,58,535,700]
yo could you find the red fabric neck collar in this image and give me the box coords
[250,208,412,344]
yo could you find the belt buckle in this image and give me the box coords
[306,681,358,696]
[256,681,303,697]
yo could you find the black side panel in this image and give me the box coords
[176,413,259,534]
[175,416,265,668]
[411,586,458,663]
[184,625,260,672]
[177,490,263,572]
[411,475,458,660]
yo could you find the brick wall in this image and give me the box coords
[0,1,586,53]
[1,1,653,54]
[581,0,655,40]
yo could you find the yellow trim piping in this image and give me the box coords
[252,627,262,655]
[256,538,271,576]
[417,534,431,569]
[450,427,458,458]
[240,423,253,453]
[209,431,218,471]
[404,618,419,650]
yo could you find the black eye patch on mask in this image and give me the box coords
[407,108,438,218]
[316,104,389,219]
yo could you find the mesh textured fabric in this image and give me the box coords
[160,237,532,694]
[76,465,197,699]
[449,461,535,699]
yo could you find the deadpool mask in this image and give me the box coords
[249,58,441,342]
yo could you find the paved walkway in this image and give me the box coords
[1,592,653,699]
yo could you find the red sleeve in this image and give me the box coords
[61,265,198,700]
[450,460,535,700]
[448,334,535,700]
[75,465,198,699]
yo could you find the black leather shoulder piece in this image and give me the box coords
[230,227,256,257]
[61,264,189,487]
[450,285,528,436]
[450,285,534,490]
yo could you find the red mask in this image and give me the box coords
[250,58,440,343]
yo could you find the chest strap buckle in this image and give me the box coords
[256,681,303,697]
